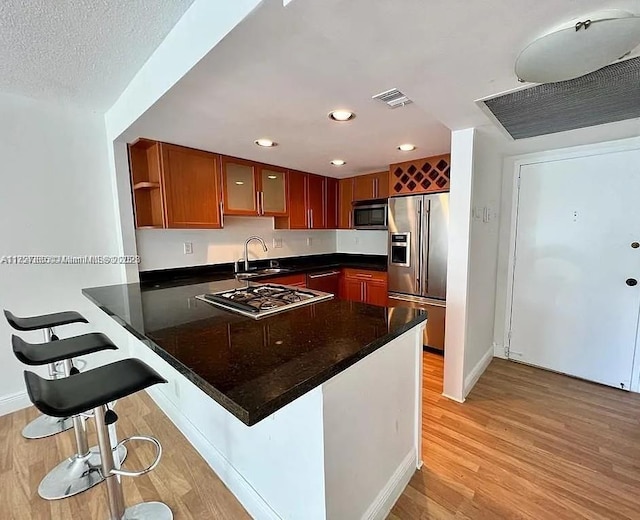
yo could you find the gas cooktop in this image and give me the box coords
[196,284,333,319]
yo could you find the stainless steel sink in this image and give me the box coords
[256,268,289,275]
[235,267,290,279]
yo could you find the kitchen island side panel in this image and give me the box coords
[130,338,327,520]
[322,325,423,520]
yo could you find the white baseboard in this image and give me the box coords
[464,348,494,398]
[146,387,281,520]
[0,391,30,417]
[362,449,416,520]
[441,392,465,403]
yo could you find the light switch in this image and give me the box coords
[273,238,283,249]
[183,242,193,254]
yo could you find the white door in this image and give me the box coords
[509,149,640,390]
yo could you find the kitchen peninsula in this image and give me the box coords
[83,273,425,520]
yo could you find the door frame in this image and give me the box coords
[500,136,640,393]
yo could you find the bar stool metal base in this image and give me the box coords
[38,445,127,501]
[22,413,73,439]
[123,502,173,520]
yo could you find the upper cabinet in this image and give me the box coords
[353,171,388,201]
[258,166,287,216]
[162,144,222,229]
[221,157,257,215]
[325,177,338,229]
[389,154,451,196]
[221,158,288,217]
[275,172,334,230]
[128,139,222,229]
[338,178,354,229]
[129,139,165,228]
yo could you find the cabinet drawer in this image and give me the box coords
[342,268,387,283]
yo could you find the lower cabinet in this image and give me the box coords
[340,269,388,306]
[265,273,307,287]
[306,270,340,294]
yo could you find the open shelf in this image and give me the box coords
[128,139,165,228]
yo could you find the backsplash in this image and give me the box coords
[136,217,335,271]
[136,217,388,271]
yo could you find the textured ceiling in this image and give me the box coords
[0,0,195,109]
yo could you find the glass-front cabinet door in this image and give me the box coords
[259,166,287,216]
[222,157,258,215]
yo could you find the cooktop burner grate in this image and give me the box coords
[196,284,333,319]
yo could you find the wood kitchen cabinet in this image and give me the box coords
[340,269,388,306]
[352,171,389,201]
[306,270,340,294]
[389,154,451,196]
[325,177,338,229]
[274,172,328,229]
[221,157,288,217]
[129,139,165,228]
[161,144,222,228]
[338,178,354,229]
[128,139,222,229]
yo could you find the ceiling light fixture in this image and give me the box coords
[331,159,346,166]
[267,175,278,179]
[235,181,244,185]
[328,110,356,122]
[515,9,640,83]
[398,144,416,151]
[254,138,278,147]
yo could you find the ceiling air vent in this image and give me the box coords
[480,57,640,140]
[372,88,413,108]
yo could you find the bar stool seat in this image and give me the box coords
[12,333,116,366]
[5,308,89,439]
[25,359,166,418]
[25,359,172,520]
[15,331,125,500]
[4,309,88,331]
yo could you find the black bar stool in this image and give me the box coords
[13,333,127,500]
[4,309,88,439]
[24,358,172,520]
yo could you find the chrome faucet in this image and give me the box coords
[236,236,268,273]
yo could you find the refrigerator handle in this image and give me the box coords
[416,199,422,293]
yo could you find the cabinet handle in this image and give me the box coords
[259,191,264,215]
[374,178,378,198]
[308,271,340,279]
[356,274,373,279]
[310,209,314,228]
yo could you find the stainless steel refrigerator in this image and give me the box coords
[388,193,449,350]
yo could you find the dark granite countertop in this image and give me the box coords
[140,253,387,289]
[83,276,424,426]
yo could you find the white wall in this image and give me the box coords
[335,230,387,255]
[136,223,388,272]
[442,129,474,402]
[462,127,503,395]
[136,218,337,271]
[0,93,131,413]
[323,326,421,520]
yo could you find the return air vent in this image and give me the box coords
[480,57,640,140]
[372,88,413,108]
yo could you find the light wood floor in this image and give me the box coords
[2,354,639,519]
[390,354,640,520]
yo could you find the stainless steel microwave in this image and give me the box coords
[352,199,388,229]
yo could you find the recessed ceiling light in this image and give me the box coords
[235,181,244,185]
[331,159,346,166]
[254,138,277,147]
[328,110,355,122]
[267,175,278,179]
[398,143,416,151]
